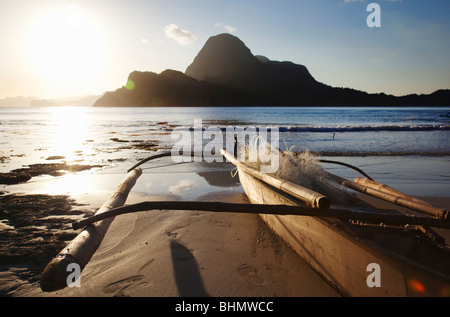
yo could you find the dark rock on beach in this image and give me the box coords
[0,172,32,185]
[0,163,104,186]
[12,163,103,177]
[0,194,94,285]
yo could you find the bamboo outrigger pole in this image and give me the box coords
[331,174,448,221]
[221,149,330,210]
[40,168,142,292]
[354,177,433,207]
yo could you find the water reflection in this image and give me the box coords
[4,172,100,196]
[169,179,199,195]
[49,107,90,162]
[40,172,98,195]
[197,170,240,187]
[135,168,242,200]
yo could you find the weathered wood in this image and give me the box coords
[40,168,142,292]
[354,177,433,207]
[333,175,448,220]
[221,149,330,210]
[72,201,450,230]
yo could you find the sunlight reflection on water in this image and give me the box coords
[48,107,91,162]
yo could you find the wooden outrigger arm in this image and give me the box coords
[331,174,448,221]
[40,168,142,292]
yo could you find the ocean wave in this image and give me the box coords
[307,151,450,157]
[277,125,450,132]
[178,124,450,132]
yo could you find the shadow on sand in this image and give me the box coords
[170,240,210,297]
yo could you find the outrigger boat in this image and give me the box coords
[41,149,450,296]
[220,149,450,297]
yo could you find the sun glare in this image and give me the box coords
[26,3,107,95]
[49,107,90,161]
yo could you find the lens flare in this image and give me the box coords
[440,285,450,297]
[408,279,426,294]
[126,80,135,90]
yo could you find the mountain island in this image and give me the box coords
[94,33,449,107]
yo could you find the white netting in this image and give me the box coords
[239,138,355,205]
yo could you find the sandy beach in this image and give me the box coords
[43,193,341,297]
[1,161,344,297]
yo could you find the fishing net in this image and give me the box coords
[238,137,355,205]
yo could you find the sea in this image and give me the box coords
[1,106,450,199]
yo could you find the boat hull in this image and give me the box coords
[238,169,450,297]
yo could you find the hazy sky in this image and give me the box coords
[1,0,449,99]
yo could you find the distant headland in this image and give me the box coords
[94,33,450,107]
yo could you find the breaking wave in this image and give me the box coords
[182,124,450,132]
